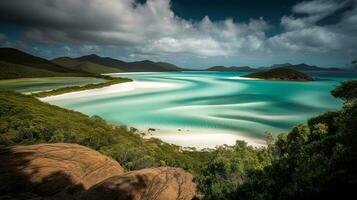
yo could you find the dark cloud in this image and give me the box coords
[0,0,356,67]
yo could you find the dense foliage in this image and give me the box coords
[1,80,356,199]
[331,80,357,101]
[196,141,271,199]
[235,80,357,200]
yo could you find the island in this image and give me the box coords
[243,67,315,81]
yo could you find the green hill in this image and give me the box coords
[0,48,183,78]
[52,57,122,74]
[76,54,184,72]
[244,67,314,81]
[206,66,255,71]
[0,48,87,79]
[0,61,69,79]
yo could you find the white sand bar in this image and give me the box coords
[143,127,267,149]
[39,79,267,149]
[40,81,179,102]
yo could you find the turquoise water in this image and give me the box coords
[0,77,106,93]
[42,71,356,144]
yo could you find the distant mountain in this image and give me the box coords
[262,63,342,71]
[206,66,256,71]
[0,48,85,79]
[269,63,292,68]
[0,48,79,73]
[76,54,183,72]
[123,60,183,72]
[52,57,122,74]
[152,61,183,71]
[244,67,314,81]
[76,54,127,69]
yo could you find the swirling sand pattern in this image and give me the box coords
[42,71,348,148]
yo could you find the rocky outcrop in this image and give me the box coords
[0,143,124,198]
[0,143,196,200]
[83,167,196,200]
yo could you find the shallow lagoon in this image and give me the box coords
[41,71,356,148]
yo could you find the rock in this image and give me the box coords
[0,144,197,200]
[0,143,124,198]
[83,167,196,200]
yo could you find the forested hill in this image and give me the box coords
[0,47,183,79]
[0,48,87,79]
[75,54,184,72]
[52,56,122,74]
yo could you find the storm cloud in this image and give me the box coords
[0,0,356,67]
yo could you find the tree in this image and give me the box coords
[331,80,357,101]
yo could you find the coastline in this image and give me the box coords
[39,78,267,149]
[141,127,267,149]
[39,80,180,101]
[32,77,131,98]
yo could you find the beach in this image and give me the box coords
[39,78,268,149]
[39,80,180,101]
[38,71,343,149]
[141,127,267,149]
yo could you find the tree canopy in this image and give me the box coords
[331,80,357,101]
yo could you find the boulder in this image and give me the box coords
[83,167,196,200]
[0,143,124,197]
[0,143,197,200]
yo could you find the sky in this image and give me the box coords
[0,0,356,69]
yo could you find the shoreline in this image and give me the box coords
[39,80,180,101]
[139,127,267,149]
[32,76,132,98]
[39,77,267,149]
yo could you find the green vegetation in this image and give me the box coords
[0,61,86,79]
[331,80,357,101]
[196,141,271,199]
[52,57,122,74]
[0,90,210,172]
[235,82,357,199]
[0,48,87,79]
[0,47,184,80]
[0,80,356,199]
[76,54,184,72]
[244,67,314,81]
[32,76,132,97]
